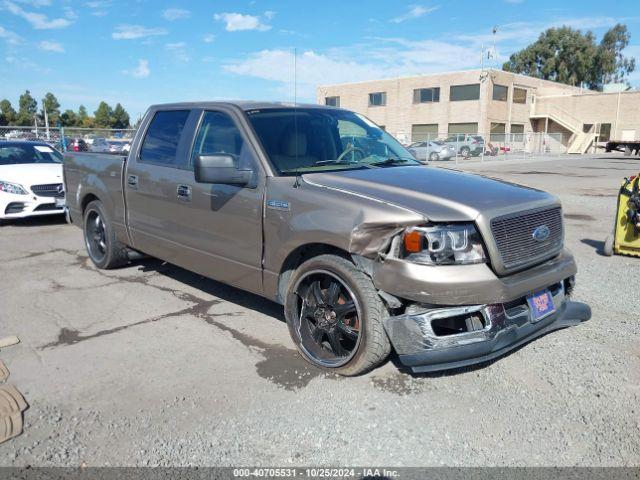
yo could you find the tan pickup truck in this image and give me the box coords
[63,102,590,375]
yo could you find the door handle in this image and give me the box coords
[177,184,191,201]
[127,175,138,187]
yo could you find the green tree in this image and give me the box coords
[94,101,113,127]
[16,90,38,126]
[132,115,143,130]
[60,109,78,127]
[503,24,636,90]
[78,105,88,123]
[594,24,636,88]
[41,92,61,126]
[111,103,130,129]
[0,99,17,126]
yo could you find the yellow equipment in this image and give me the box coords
[604,174,640,257]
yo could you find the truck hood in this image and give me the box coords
[0,164,63,189]
[303,166,556,222]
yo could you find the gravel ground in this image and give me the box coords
[0,153,639,467]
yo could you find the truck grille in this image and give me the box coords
[31,183,64,198]
[491,206,563,272]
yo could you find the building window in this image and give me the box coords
[447,123,478,135]
[412,124,438,142]
[510,124,525,134]
[325,96,340,107]
[490,122,506,141]
[598,123,611,142]
[450,84,480,101]
[513,88,527,104]
[492,84,508,101]
[413,88,440,104]
[368,92,386,106]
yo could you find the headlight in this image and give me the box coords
[401,224,486,265]
[0,180,29,195]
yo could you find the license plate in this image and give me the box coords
[55,197,66,208]
[527,290,555,322]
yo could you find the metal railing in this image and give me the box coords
[1,126,136,151]
[530,103,583,133]
[402,131,567,162]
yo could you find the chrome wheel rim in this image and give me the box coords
[85,210,107,263]
[293,270,362,367]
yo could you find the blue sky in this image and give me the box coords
[1,0,638,119]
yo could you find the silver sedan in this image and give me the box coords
[408,140,456,162]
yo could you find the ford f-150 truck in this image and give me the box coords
[63,102,591,375]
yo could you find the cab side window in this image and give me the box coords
[139,110,190,167]
[191,111,253,169]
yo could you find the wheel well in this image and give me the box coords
[81,193,99,214]
[277,243,351,303]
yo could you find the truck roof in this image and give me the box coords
[147,101,333,111]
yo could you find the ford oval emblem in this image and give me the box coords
[532,225,551,242]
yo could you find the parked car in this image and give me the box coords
[444,134,485,157]
[63,102,590,375]
[69,138,89,152]
[408,140,456,162]
[107,140,129,153]
[0,141,65,220]
[90,137,110,153]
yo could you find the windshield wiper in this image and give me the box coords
[368,157,413,167]
[313,159,356,166]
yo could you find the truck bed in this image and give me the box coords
[64,152,127,228]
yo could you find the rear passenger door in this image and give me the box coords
[125,108,199,261]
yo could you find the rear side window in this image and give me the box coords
[139,110,190,166]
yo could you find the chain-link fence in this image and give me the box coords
[399,131,567,163]
[1,125,136,152]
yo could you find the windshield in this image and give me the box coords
[246,108,420,175]
[0,143,62,165]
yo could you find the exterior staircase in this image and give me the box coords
[530,101,597,154]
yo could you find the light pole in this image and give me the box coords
[42,98,50,141]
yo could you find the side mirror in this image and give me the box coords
[194,154,253,186]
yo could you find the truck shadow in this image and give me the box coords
[135,257,286,322]
[128,258,341,391]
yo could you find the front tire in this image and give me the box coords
[284,254,391,376]
[83,200,129,269]
[429,152,439,162]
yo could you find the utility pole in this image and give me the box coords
[43,99,50,141]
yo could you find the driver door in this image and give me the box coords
[171,109,265,295]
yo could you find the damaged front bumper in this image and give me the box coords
[383,281,591,373]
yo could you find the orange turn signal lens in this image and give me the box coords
[403,230,423,253]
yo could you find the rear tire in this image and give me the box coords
[603,234,614,256]
[429,152,439,162]
[83,200,129,269]
[284,254,391,376]
[460,146,471,157]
